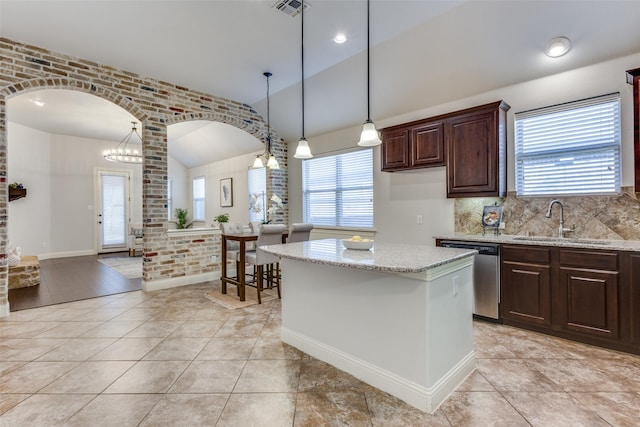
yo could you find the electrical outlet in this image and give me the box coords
[417,214,423,224]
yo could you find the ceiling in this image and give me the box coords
[2,0,640,168]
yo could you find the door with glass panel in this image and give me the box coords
[97,170,130,253]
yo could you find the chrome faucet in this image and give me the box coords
[545,199,575,238]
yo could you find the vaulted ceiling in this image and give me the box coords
[2,0,640,167]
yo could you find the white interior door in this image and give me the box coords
[97,170,130,253]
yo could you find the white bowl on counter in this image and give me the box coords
[342,239,374,250]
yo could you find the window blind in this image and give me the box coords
[193,177,205,220]
[514,93,621,196]
[167,178,173,220]
[248,167,266,222]
[302,149,373,228]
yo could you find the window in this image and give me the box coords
[167,178,173,220]
[248,167,266,222]
[192,177,205,221]
[514,93,621,196]
[303,149,373,228]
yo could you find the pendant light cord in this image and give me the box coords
[301,0,305,138]
[366,0,371,122]
[265,72,271,152]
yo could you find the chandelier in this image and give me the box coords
[103,121,143,164]
[252,72,280,169]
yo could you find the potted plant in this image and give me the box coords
[174,208,193,229]
[213,213,229,227]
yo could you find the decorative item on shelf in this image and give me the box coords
[103,121,143,164]
[213,213,230,228]
[482,203,503,236]
[8,182,27,201]
[220,178,233,207]
[266,194,284,223]
[252,72,280,169]
[294,0,313,159]
[174,208,193,229]
[357,0,381,147]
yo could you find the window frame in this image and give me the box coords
[302,148,374,229]
[514,93,621,197]
[192,176,205,221]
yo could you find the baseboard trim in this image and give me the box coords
[38,250,96,260]
[142,271,220,292]
[281,327,475,414]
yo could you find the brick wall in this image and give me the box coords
[0,37,289,312]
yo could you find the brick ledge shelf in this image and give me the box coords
[9,256,40,289]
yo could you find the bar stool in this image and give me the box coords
[287,223,313,243]
[245,224,286,303]
[220,222,244,282]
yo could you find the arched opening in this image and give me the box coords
[5,88,145,310]
[167,120,265,228]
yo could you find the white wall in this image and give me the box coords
[288,52,640,245]
[189,150,263,227]
[8,123,143,257]
[168,154,189,223]
[7,123,52,255]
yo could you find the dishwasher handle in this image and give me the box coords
[439,241,500,256]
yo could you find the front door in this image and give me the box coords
[97,170,130,253]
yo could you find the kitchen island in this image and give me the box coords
[260,238,477,413]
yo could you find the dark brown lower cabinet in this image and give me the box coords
[558,267,619,339]
[501,245,551,327]
[501,244,639,354]
[630,253,640,346]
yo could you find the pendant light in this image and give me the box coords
[252,72,280,169]
[357,0,381,147]
[294,0,313,159]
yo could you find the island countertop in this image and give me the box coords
[260,238,476,273]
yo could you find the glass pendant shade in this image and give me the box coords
[266,153,280,169]
[253,155,265,169]
[294,137,312,159]
[358,119,382,147]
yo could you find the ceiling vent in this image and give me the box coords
[272,0,310,17]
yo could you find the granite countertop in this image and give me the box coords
[260,238,477,273]
[435,233,640,252]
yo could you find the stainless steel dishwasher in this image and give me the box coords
[439,241,500,321]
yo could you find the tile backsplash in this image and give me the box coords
[454,187,640,241]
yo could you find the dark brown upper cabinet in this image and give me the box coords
[381,122,444,171]
[380,100,510,198]
[445,101,510,198]
[627,68,640,192]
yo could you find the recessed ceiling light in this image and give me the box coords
[546,37,571,58]
[333,33,346,44]
[31,99,46,107]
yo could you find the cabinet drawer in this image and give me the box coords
[559,249,618,271]
[502,245,550,264]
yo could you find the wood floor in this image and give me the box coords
[8,253,142,311]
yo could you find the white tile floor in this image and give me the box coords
[2,281,640,426]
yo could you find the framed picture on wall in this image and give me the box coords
[220,178,233,207]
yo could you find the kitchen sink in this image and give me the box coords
[513,236,611,245]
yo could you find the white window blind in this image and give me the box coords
[302,149,373,228]
[248,167,266,222]
[193,177,205,221]
[167,178,173,220]
[514,93,621,196]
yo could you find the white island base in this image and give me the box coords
[278,251,475,414]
